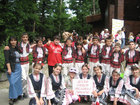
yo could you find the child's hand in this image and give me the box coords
[36,99,40,105]
[40,98,44,105]
[97,91,102,96]
[92,91,97,98]
[135,88,140,98]
[4,46,10,50]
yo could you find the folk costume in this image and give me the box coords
[110,50,124,74]
[92,74,109,105]
[124,50,139,80]
[101,45,113,76]
[75,48,86,74]
[108,76,126,104]
[62,45,75,76]
[124,75,140,105]
[27,73,54,105]
[88,43,100,76]
[49,73,66,105]
[18,42,32,96]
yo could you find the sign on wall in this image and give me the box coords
[112,19,124,36]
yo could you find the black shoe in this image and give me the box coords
[9,99,14,105]
[18,95,24,100]
[23,93,28,99]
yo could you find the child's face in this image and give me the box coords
[114,46,120,52]
[66,40,72,47]
[37,40,43,47]
[34,65,41,75]
[10,39,17,47]
[129,42,135,50]
[112,73,120,81]
[94,67,102,76]
[132,69,139,77]
[77,45,82,49]
[22,35,28,43]
[53,66,61,76]
[82,67,89,75]
[106,39,112,46]
[54,39,60,45]
[69,72,76,78]
[93,39,98,45]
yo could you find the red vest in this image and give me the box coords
[32,45,46,63]
[125,50,139,65]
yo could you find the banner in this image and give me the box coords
[112,19,124,36]
[73,79,93,95]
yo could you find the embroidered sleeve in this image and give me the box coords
[125,77,135,90]
[60,76,66,89]
[115,80,124,98]
[104,76,109,94]
[46,78,55,99]
[27,77,36,98]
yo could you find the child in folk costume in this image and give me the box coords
[110,43,124,74]
[101,37,113,76]
[108,69,126,105]
[44,36,62,76]
[65,67,79,104]
[49,64,66,105]
[92,65,109,105]
[18,33,32,98]
[88,36,100,76]
[124,41,139,81]
[32,37,46,68]
[27,63,54,105]
[75,41,86,74]
[124,64,140,105]
[62,38,76,77]
[78,64,93,102]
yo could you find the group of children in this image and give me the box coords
[4,31,140,105]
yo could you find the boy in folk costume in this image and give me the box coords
[27,63,54,105]
[32,37,46,67]
[92,65,109,105]
[101,37,113,76]
[49,64,66,105]
[18,33,32,97]
[88,36,100,76]
[124,41,139,81]
[108,69,126,105]
[62,38,76,77]
[124,64,140,105]
[75,41,86,74]
[110,43,124,74]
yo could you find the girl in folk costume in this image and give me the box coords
[114,30,122,44]
[18,33,32,98]
[88,36,100,76]
[110,43,124,74]
[108,69,126,105]
[75,41,86,74]
[124,41,139,81]
[49,64,66,105]
[32,37,46,68]
[78,64,93,102]
[44,36,62,76]
[62,38,76,77]
[27,63,54,105]
[65,67,79,104]
[124,65,140,105]
[92,65,109,105]
[4,36,23,105]
[101,37,113,76]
